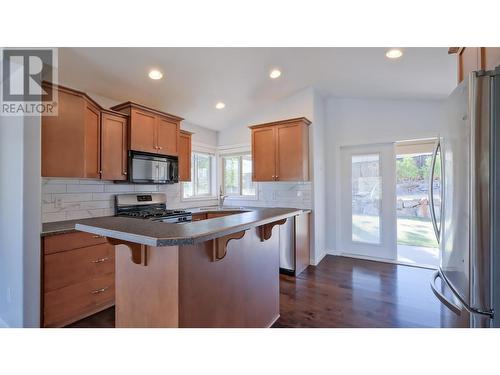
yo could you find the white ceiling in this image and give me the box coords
[58,48,456,131]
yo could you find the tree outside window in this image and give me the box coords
[182,152,215,198]
[222,153,256,197]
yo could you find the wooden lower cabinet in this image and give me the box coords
[42,232,115,328]
[192,213,207,221]
[206,212,234,219]
[44,275,115,328]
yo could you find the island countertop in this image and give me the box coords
[74,207,304,247]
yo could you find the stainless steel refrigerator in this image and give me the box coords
[429,67,499,328]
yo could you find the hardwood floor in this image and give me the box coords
[274,256,467,328]
[65,255,466,328]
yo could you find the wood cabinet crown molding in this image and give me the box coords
[448,47,462,54]
[111,101,184,122]
[42,82,128,118]
[449,47,500,83]
[249,116,312,130]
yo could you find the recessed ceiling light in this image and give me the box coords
[385,49,403,59]
[215,102,226,109]
[269,69,282,79]
[148,69,163,80]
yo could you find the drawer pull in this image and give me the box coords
[92,257,109,264]
[92,235,104,239]
[91,286,109,294]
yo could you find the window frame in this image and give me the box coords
[181,150,217,201]
[220,151,258,200]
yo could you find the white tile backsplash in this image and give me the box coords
[41,178,312,223]
[224,181,312,210]
[41,178,216,223]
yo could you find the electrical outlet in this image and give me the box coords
[55,197,62,208]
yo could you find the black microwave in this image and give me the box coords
[128,151,179,184]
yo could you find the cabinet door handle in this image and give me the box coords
[158,146,163,150]
[92,257,109,264]
[90,286,109,294]
[276,175,279,180]
[123,171,127,175]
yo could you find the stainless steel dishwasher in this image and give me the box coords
[279,217,295,274]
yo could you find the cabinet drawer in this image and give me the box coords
[44,243,115,292]
[43,274,115,327]
[206,212,233,219]
[192,213,207,221]
[44,231,107,255]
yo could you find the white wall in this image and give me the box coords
[310,92,327,265]
[0,102,41,327]
[325,97,445,254]
[0,115,24,327]
[217,88,327,265]
[217,88,314,146]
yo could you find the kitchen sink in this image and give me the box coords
[198,206,248,211]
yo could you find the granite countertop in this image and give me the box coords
[74,207,304,247]
[41,206,311,237]
[41,219,96,237]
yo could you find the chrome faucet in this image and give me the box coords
[219,186,228,208]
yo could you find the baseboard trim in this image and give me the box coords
[335,253,437,270]
[311,250,327,266]
[267,314,280,328]
[0,316,9,328]
[279,268,295,276]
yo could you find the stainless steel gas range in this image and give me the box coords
[115,193,192,223]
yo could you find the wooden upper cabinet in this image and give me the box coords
[84,103,101,179]
[157,116,180,156]
[42,83,132,180]
[276,122,309,181]
[250,117,311,182]
[252,126,276,181]
[101,111,128,181]
[111,102,183,157]
[42,83,102,178]
[484,48,500,71]
[130,109,157,153]
[450,47,500,83]
[179,130,192,181]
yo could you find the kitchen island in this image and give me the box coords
[75,207,303,328]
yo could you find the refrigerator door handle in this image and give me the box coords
[430,270,463,315]
[429,140,441,243]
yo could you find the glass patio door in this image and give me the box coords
[340,143,397,260]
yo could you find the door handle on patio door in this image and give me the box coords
[429,140,441,243]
